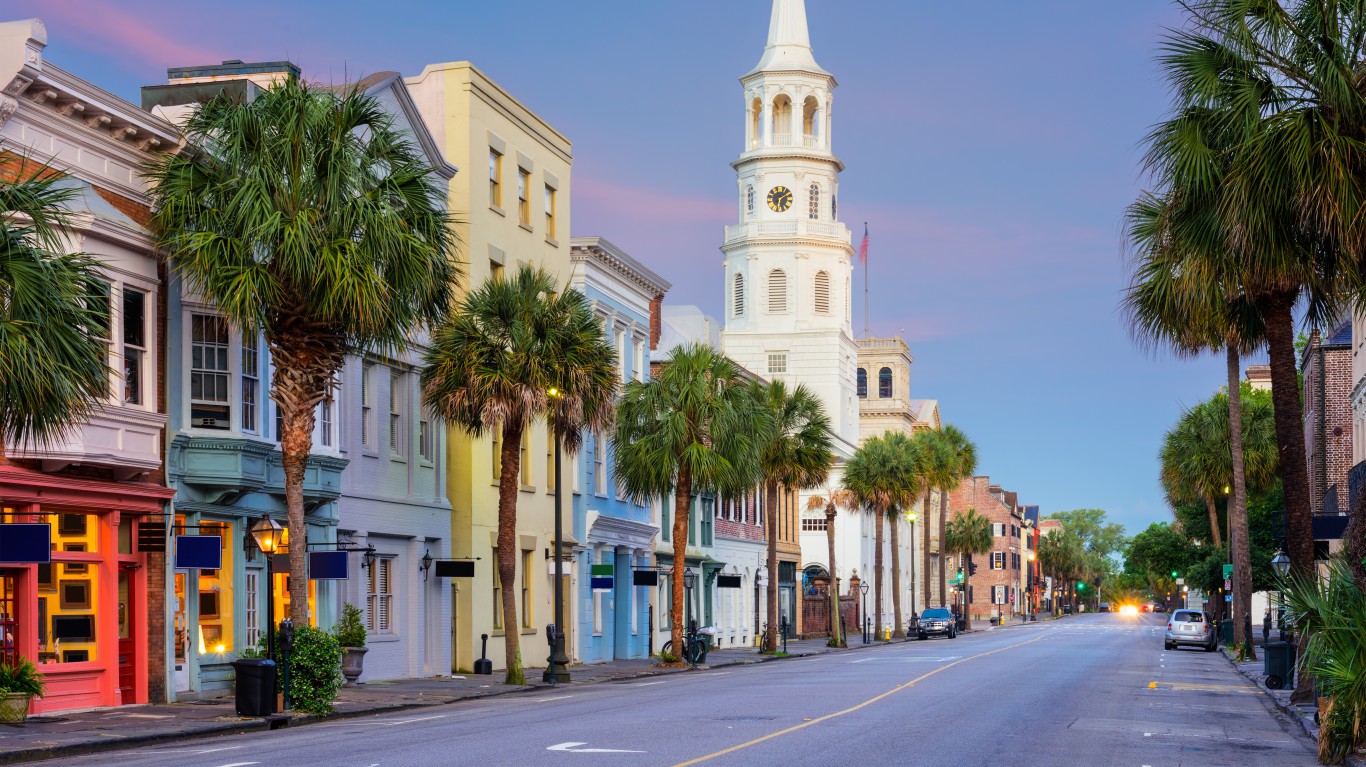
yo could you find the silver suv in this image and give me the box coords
[1164,609,1216,652]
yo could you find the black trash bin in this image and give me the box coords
[233,658,278,717]
[1263,641,1296,690]
[1220,619,1234,646]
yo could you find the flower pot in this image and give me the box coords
[0,692,32,724]
[341,646,368,687]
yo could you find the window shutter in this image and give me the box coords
[814,271,830,314]
[768,270,787,313]
[379,558,392,632]
[734,273,746,316]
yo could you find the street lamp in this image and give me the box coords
[906,509,917,630]
[859,580,870,644]
[1271,549,1291,640]
[249,515,285,662]
[544,388,570,684]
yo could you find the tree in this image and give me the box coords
[844,432,921,641]
[806,488,858,647]
[422,265,616,684]
[614,344,768,657]
[149,78,458,628]
[751,380,834,651]
[910,429,952,609]
[1047,510,1128,561]
[944,508,992,629]
[0,156,109,449]
[1160,402,1233,550]
[936,425,977,608]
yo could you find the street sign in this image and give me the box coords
[1224,579,1232,591]
[174,535,222,570]
[1222,564,1234,579]
[1225,594,1233,602]
[435,560,475,578]
[1176,577,1185,585]
[632,570,658,586]
[136,521,166,553]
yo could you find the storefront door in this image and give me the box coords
[0,574,18,666]
[117,570,134,702]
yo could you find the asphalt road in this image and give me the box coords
[46,613,1317,767]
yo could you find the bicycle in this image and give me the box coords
[660,636,706,664]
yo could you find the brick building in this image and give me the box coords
[949,477,1026,622]
[1302,321,1353,516]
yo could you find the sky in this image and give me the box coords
[10,0,1244,538]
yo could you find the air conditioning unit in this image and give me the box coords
[193,417,227,429]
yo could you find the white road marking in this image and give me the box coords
[534,695,576,702]
[147,746,246,755]
[319,714,448,728]
[547,742,645,754]
[211,762,259,767]
[632,680,666,686]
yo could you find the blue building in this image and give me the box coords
[567,238,670,663]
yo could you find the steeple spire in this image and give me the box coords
[750,0,827,76]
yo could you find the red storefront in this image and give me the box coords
[0,465,173,713]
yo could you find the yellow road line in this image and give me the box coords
[670,632,1052,767]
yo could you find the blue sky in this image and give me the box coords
[13,0,1240,537]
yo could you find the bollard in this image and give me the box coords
[474,633,493,675]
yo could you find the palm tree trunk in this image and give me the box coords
[670,465,692,658]
[1204,494,1223,550]
[1227,345,1254,659]
[889,508,904,639]
[922,489,932,609]
[1259,291,1314,577]
[825,501,843,647]
[277,387,319,629]
[873,507,884,641]
[938,488,949,607]
[963,553,974,631]
[496,421,526,684]
[764,482,780,652]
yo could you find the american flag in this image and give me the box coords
[858,223,869,264]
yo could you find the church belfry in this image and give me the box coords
[721,0,859,455]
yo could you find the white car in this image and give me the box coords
[1164,609,1216,652]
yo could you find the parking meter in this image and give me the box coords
[545,624,560,685]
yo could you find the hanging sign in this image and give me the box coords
[137,521,166,553]
[435,560,475,578]
[309,550,349,580]
[632,570,659,586]
[716,575,742,589]
[590,563,614,590]
[0,523,51,563]
[174,535,222,570]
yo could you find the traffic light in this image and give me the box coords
[1077,582,1086,591]
[1171,571,1179,578]
[969,563,978,576]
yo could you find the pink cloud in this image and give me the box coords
[39,1,222,72]
[574,176,734,224]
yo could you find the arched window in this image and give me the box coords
[809,183,820,220]
[746,185,755,215]
[802,96,819,144]
[772,95,792,145]
[878,367,893,398]
[750,98,763,148]
[814,270,830,314]
[857,368,867,398]
[733,273,746,317]
[768,269,787,313]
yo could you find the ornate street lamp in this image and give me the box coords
[906,509,918,628]
[859,580,870,644]
[249,515,285,661]
[544,387,569,684]
[1271,550,1291,640]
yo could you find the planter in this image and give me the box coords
[0,692,32,724]
[341,646,368,687]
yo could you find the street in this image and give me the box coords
[40,614,1314,767]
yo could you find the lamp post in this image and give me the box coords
[249,515,285,662]
[907,509,917,631]
[859,580,870,644]
[544,388,570,684]
[1271,549,1291,641]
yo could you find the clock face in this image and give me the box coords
[767,186,794,213]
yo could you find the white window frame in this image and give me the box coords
[245,570,260,648]
[188,313,232,431]
[241,331,262,434]
[768,352,788,375]
[389,368,406,458]
[489,149,503,209]
[361,363,375,449]
[121,286,147,406]
[517,168,531,226]
[366,556,395,635]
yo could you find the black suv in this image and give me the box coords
[917,608,956,640]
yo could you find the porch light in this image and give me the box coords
[250,515,285,555]
[420,549,434,581]
[1271,550,1291,577]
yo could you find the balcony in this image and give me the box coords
[724,220,850,246]
[170,435,347,507]
[13,406,166,479]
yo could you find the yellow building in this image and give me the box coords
[407,62,573,673]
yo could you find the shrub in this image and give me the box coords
[334,603,367,648]
[0,659,44,697]
[288,625,343,715]
[657,651,679,664]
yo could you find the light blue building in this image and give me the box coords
[567,238,670,663]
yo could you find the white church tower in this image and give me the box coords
[721,0,858,459]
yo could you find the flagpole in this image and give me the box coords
[862,222,869,339]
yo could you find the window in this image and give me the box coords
[319,395,334,448]
[992,551,1005,570]
[801,517,828,532]
[814,271,830,314]
[245,570,260,649]
[767,353,787,375]
[768,269,787,313]
[492,549,503,630]
[389,370,405,455]
[521,550,534,627]
[361,363,374,448]
[545,426,555,490]
[746,185,755,215]
[633,339,645,382]
[545,185,558,240]
[733,273,746,317]
[700,497,714,546]
[86,280,113,397]
[489,149,503,208]
[190,314,231,429]
[878,367,893,398]
[490,260,505,281]
[594,440,607,495]
[241,333,260,432]
[122,288,146,405]
[419,419,432,461]
[857,368,867,398]
[366,557,393,633]
[520,429,532,486]
[659,574,672,629]
[615,328,627,383]
[809,183,820,220]
[492,428,503,480]
[993,523,1006,537]
[832,194,838,220]
[517,169,530,225]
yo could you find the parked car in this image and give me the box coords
[1140,603,1152,613]
[1098,602,1111,613]
[1164,609,1216,652]
[916,608,956,640]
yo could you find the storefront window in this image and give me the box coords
[196,521,233,654]
[275,572,317,628]
[42,513,100,664]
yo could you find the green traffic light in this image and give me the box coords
[1171,571,1179,578]
[1077,582,1085,590]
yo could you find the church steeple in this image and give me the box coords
[750,0,827,76]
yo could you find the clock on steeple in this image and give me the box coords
[766,186,793,213]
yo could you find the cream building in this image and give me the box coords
[407,62,574,673]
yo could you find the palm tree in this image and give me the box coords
[0,157,109,450]
[422,265,616,684]
[614,344,769,657]
[752,380,834,652]
[148,77,458,627]
[1160,402,1230,551]
[805,487,858,647]
[844,432,920,641]
[944,507,992,630]
[910,429,951,610]
[936,425,977,608]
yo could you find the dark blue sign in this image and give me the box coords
[174,535,222,570]
[632,570,658,586]
[309,550,349,580]
[0,523,51,563]
[590,577,613,590]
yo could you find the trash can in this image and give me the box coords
[1263,641,1296,690]
[1221,619,1234,645]
[233,658,278,717]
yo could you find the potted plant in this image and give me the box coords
[0,658,45,724]
[334,602,368,687]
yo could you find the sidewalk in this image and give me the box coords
[0,637,853,764]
